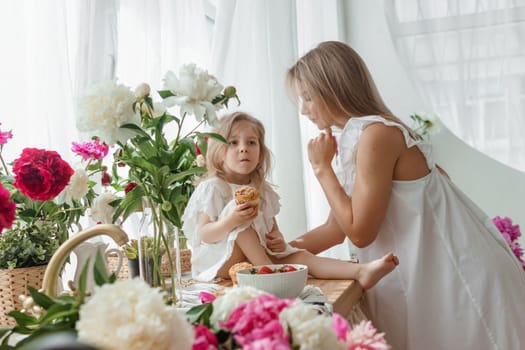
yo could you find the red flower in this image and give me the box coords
[192,325,219,350]
[124,182,138,194]
[101,172,111,186]
[0,183,16,234]
[195,136,208,156]
[12,148,74,201]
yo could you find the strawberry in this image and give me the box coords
[278,265,297,273]
[257,265,274,274]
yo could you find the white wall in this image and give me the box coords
[344,0,525,245]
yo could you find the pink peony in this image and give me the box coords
[199,291,216,304]
[346,320,391,350]
[0,183,16,234]
[0,123,13,145]
[243,338,291,350]
[220,294,292,348]
[12,148,74,201]
[492,216,525,271]
[192,324,218,350]
[71,138,109,161]
[332,313,351,341]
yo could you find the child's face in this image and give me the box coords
[223,121,261,184]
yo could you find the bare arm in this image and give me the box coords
[308,125,402,248]
[198,202,258,244]
[265,219,287,252]
[289,211,346,254]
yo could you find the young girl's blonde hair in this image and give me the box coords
[205,112,272,188]
[286,41,413,131]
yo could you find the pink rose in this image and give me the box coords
[192,324,218,350]
[12,148,74,201]
[0,183,16,234]
[332,313,350,341]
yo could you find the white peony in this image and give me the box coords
[77,80,140,145]
[90,191,118,224]
[279,301,338,350]
[77,279,194,350]
[162,63,223,126]
[135,82,151,99]
[56,168,89,205]
[210,286,264,325]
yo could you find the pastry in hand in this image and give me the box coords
[229,262,253,285]
[234,186,260,208]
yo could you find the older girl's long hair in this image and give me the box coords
[205,112,272,188]
[286,41,410,128]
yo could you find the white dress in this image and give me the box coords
[337,116,525,350]
[182,177,300,282]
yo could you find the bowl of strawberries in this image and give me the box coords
[235,264,308,299]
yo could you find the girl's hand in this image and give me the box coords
[228,202,258,227]
[308,128,337,172]
[265,230,286,252]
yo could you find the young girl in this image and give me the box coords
[182,111,399,287]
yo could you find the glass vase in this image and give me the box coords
[138,197,182,305]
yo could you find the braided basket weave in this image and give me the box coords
[0,265,47,326]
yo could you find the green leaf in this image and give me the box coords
[6,311,38,328]
[93,250,110,286]
[77,256,90,302]
[28,287,54,309]
[196,132,227,144]
[120,123,151,139]
[185,303,213,326]
[157,90,175,98]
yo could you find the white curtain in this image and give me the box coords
[385,0,525,172]
[210,0,308,241]
[0,0,78,162]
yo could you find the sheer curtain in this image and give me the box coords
[385,0,525,172]
[0,1,78,162]
[210,0,307,241]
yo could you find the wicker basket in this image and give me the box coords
[107,249,191,280]
[0,265,47,326]
[161,248,192,276]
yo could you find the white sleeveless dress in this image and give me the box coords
[182,177,300,281]
[337,116,525,350]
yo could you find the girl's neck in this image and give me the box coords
[224,173,251,185]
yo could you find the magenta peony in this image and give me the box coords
[0,183,16,234]
[192,325,219,350]
[12,147,74,201]
[492,216,525,270]
[220,294,292,348]
[71,138,109,161]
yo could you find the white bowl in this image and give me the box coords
[235,264,308,299]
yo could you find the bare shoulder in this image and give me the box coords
[359,122,406,156]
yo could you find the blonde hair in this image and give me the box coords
[205,112,272,188]
[286,41,409,128]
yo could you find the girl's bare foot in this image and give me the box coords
[357,252,399,290]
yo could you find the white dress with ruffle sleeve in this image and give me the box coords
[338,115,525,349]
[182,177,300,282]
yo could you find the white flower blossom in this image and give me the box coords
[279,301,338,350]
[196,154,206,167]
[135,82,151,99]
[77,80,140,145]
[77,279,194,350]
[56,168,89,205]
[142,101,167,118]
[210,286,264,324]
[90,191,118,224]
[162,63,223,126]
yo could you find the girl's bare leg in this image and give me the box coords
[273,251,399,290]
[215,226,273,279]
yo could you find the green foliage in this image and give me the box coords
[0,221,61,269]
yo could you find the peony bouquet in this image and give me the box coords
[187,287,391,350]
[0,123,109,269]
[75,63,238,299]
